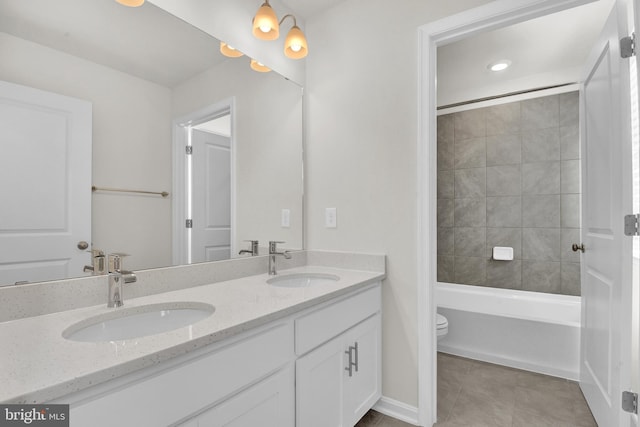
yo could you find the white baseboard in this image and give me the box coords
[373,396,420,426]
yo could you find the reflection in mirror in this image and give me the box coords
[0,0,304,287]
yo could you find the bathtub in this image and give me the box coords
[436,282,581,380]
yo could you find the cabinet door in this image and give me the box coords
[296,335,347,427]
[344,314,382,426]
[194,365,294,427]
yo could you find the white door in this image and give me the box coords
[0,80,91,286]
[191,129,231,263]
[579,3,633,426]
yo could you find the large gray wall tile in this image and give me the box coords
[438,170,454,199]
[454,257,486,285]
[454,137,486,169]
[454,198,486,227]
[487,165,521,196]
[438,114,455,170]
[438,198,454,227]
[486,227,522,259]
[561,160,580,194]
[522,161,560,195]
[455,168,486,198]
[522,228,561,261]
[438,227,454,255]
[522,128,560,162]
[522,95,559,130]
[487,259,522,288]
[560,124,580,160]
[559,92,579,127]
[561,194,580,228]
[522,195,560,228]
[454,227,486,257]
[486,102,521,136]
[454,108,486,140]
[561,262,581,296]
[487,196,521,227]
[438,114,454,143]
[438,256,454,283]
[486,133,521,166]
[522,261,561,293]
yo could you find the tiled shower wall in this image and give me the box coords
[436,92,581,295]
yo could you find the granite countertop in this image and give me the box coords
[0,265,384,404]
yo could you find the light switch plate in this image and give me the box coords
[281,209,290,228]
[325,207,337,228]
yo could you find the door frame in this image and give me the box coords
[416,0,600,424]
[172,98,236,265]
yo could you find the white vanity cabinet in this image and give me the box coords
[54,282,381,427]
[295,286,382,427]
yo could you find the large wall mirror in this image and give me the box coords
[0,0,304,287]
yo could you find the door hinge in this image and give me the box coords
[185,219,193,228]
[622,390,638,414]
[621,33,636,58]
[185,145,193,155]
[624,214,640,236]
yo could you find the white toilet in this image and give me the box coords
[436,313,448,341]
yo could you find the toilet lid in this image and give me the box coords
[436,313,448,328]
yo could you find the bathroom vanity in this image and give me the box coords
[0,251,384,427]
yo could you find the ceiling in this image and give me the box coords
[437,0,615,107]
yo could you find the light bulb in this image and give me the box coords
[290,44,301,52]
[260,25,271,33]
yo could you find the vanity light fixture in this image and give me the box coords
[250,59,271,73]
[251,1,308,59]
[115,0,144,7]
[220,42,244,58]
[488,60,512,72]
[281,15,308,59]
[252,0,280,40]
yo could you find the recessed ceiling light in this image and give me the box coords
[488,60,512,72]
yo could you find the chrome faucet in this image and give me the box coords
[239,240,259,256]
[107,253,137,308]
[83,249,106,275]
[268,241,291,275]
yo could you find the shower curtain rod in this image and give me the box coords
[437,82,577,111]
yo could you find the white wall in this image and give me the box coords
[0,32,173,271]
[304,0,492,407]
[172,58,304,252]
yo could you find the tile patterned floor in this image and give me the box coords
[356,353,598,427]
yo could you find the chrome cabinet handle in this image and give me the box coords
[354,342,359,373]
[572,243,585,253]
[345,342,358,377]
[345,347,354,377]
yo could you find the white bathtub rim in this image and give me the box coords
[436,282,581,328]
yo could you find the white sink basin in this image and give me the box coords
[63,302,215,342]
[267,273,340,288]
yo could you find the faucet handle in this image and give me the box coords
[269,241,286,253]
[108,253,130,273]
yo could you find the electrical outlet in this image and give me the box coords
[325,207,337,228]
[281,209,291,228]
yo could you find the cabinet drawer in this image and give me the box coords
[70,322,293,427]
[295,284,380,355]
